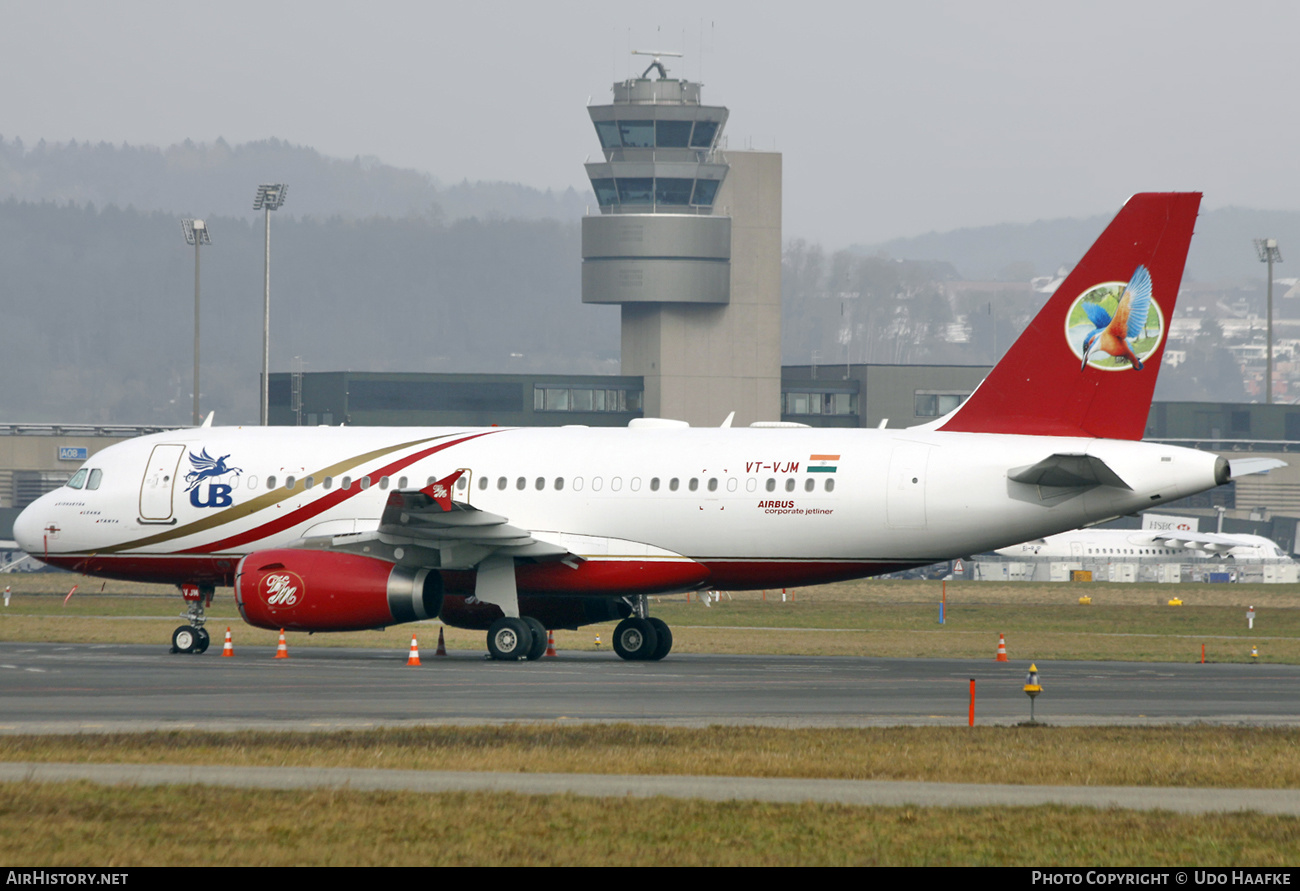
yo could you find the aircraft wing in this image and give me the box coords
[373,484,571,564]
[1134,531,1268,555]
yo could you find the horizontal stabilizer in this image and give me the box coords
[1229,457,1287,478]
[1008,453,1131,490]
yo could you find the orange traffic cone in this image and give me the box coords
[545,629,557,657]
[221,627,234,657]
[435,627,447,656]
[407,634,421,666]
[995,633,1008,662]
[274,629,289,659]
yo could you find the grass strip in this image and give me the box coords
[0,781,1296,866]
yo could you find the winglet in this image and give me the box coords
[939,193,1201,440]
[421,470,465,512]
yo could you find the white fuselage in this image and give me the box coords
[14,424,1225,589]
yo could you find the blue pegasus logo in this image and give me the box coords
[185,449,242,492]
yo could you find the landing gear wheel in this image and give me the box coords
[193,628,211,654]
[171,625,197,654]
[487,617,532,661]
[522,617,547,661]
[612,617,659,661]
[646,618,673,661]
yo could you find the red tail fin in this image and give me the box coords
[939,192,1201,440]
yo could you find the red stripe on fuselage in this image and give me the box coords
[178,431,500,554]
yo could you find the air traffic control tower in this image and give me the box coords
[581,55,781,426]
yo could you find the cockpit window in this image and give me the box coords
[67,469,88,489]
[86,469,103,490]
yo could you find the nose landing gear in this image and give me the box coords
[170,583,214,654]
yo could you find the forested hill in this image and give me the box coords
[859,205,1300,284]
[0,199,615,425]
[0,137,590,223]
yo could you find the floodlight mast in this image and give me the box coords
[180,219,211,426]
[1254,238,1283,404]
[254,184,288,426]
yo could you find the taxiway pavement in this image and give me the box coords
[1,641,1297,732]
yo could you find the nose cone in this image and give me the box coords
[13,497,46,554]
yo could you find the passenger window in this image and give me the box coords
[516,477,526,490]
[455,477,466,491]
[399,476,409,489]
[87,469,103,490]
[267,476,277,489]
[323,477,333,490]
[669,478,679,491]
[650,477,660,491]
[535,477,545,490]
[707,478,718,492]
[555,478,564,491]
[726,478,737,493]
[573,477,584,491]
[247,475,258,490]
[360,476,371,490]
[689,478,699,492]
[478,477,488,490]
[611,477,622,492]
[340,476,351,490]
[785,479,796,492]
[285,476,296,490]
[746,478,756,493]
[825,479,835,492]
[592,477,604,492]
[304,476,314,490]
[766,479,776,492]
[805,478,815,492]
[630,477,641,492]
[67,469,87,489]
[497,477,507,490]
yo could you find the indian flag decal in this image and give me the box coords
[809,454,839,473]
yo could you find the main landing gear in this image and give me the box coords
[170,583,214,654]
[612,615,672,662]
[472,555,673,662]
[485,616,548,661]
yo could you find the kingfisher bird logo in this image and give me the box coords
[1065,265,1164,372]
[186,449,242,508]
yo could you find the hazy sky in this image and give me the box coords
[3,1,1297,246]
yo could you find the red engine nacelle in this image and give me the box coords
[235,549,443,633]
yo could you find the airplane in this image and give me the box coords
[13,192,1241,662]
[994,527,1291,563]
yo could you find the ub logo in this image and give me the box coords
[186,448,242,508]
